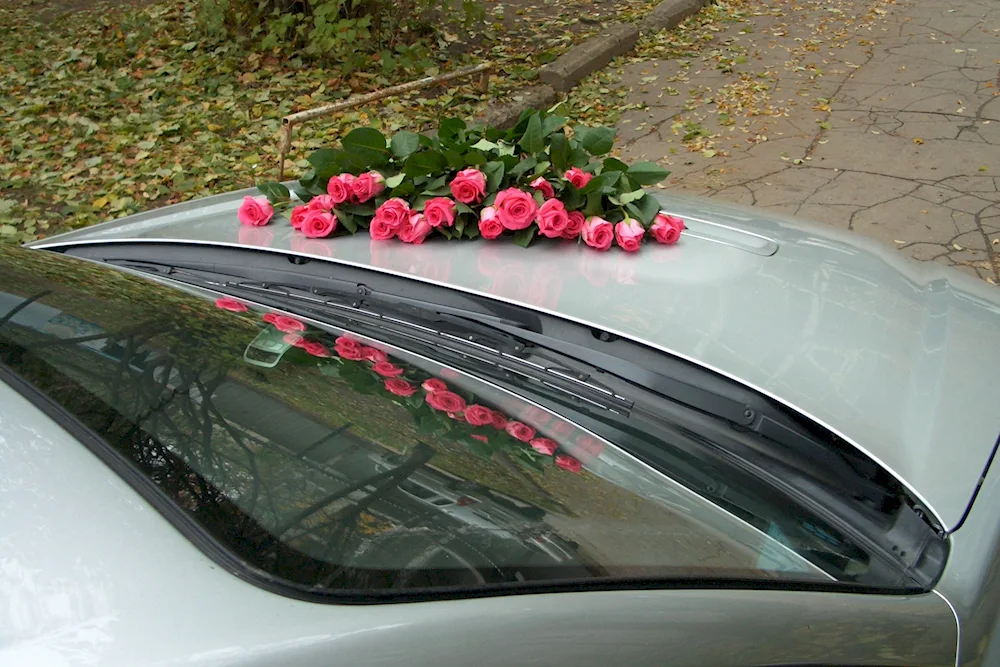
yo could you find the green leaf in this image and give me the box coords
[455,202,475,215]
[454,217,466,237]
[307,148,342,181]
[568,146,591,168]
[257,181,290,204]
[562,184,584,210]
[465,224,480,239]
[468,436,496,459]
[513,227,536,248]
[626,161,672,186]
[574,126,617,156]
[584,192,604,216]
[290,183,314,203]
[602,157,629,173]
[404,150,448,177]
[541,115,568,137]
[549,133,570,171]
[444,148,466,170]
[439,117,467,144]
[390,131,421,159]
[385,173,405,188]
[581,171,620,194]
[632,194,661,226]
[334,209,358,233]
[342,127,390,168]
[464,151,487,166]
[519,113,545,154]
[484,161,505,191]
[620,189,645,205]
[471,138,499,152]
[508,156,537,180]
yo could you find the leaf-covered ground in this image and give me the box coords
[0,0,658,244]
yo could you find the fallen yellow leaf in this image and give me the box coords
[913,137,924,144]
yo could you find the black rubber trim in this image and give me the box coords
[948,430,1000,535]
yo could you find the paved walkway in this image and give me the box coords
[613,0,1000,281]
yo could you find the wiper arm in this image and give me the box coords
[107,261,633,416]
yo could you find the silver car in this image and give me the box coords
[2,188,1000,667]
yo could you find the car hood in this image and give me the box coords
[28,188,1000,531]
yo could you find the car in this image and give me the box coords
[2,184,1000,667]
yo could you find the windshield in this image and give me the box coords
[0,246,916,599]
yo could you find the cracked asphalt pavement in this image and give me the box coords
[612,0,1000,281]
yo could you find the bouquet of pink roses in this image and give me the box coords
[241,110,685,252]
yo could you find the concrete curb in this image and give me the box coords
[478,0,712,128]
[478,84,559,130]
[539,23,639,93]
[639,0,707,35]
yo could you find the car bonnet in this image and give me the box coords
[28,188,1000,531]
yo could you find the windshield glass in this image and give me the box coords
[0,246,891,599]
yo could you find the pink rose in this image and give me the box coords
[398,213,433,244]
[336,336,362,350]
[289,205,310,230]
[372,361,405,377]
[301,209,337,239]
[373,198,411,231]
[238,196,274,226]
[384,378,417,397]
[550,420,574,439]
[238,226,274,247]
[327,174,355,205]
[308,195,337,212]
[215,297,247,312]
[555,454,583,473]
[369,218,397,241]
[263,313,305,333]
[505,421,536,442]
[363,347,388,363]
[651,213,685,245]
[422,378,449,393]
[530,177,555,199]
[290,235,333,258]
[614,218,645,252]
[575,436,605,459]
[464,404,495,426]
[530,437,558,456]
[478,206,504,240]
[581,216,614,251]
[490,410,508,430]
[335,345,365,360]
[563,211,586,239]
[449,168,487,204]
[426,390,468,413]
[535,199,570,239]
[564,167,592,189]
[423,197,456,228]
[471,434,489,443]
[352,171,385,203]
[303,340,330,357]
[494,188,538,231]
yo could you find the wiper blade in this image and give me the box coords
[107,261,633,416]
[101,252,886,507]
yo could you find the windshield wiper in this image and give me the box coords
[106,259,634,416]
[99,250,898,514]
